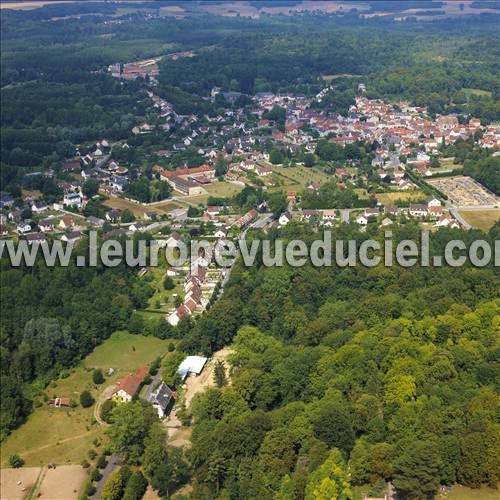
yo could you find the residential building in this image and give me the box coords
[112,366,149,403]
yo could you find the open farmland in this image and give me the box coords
[0,465,87,500]
[0,466,41,500]
[427,176,499,208]
[1,332,169,467]
[104,194,191,216]
[185,181,244,205]
[458,209,500,231]
[376,190,427,204]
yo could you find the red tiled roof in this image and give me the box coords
[113,366,148,397]
[160,164,213,179]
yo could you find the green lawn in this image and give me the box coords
[352,484,499,500]
[186,181,244,205]
[84,331,170,371]
[376,190,426,204]
[269,165,331,193]
[138,267,184,321]
[1,332,170,467]
[462,88,492,98]
[447,485,500,499]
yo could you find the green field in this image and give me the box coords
[462,87,493,98]
[447,485,500,499]
[84,331,170,371]
[376,190,426,204]
[352,485,499,500]
[269,165,331,193]
[459,209,500,231]
[136,267,184,324]
[1,332,170,467]
[186,181,244,205]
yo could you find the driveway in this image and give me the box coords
[92,454,119,500]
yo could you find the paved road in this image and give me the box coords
[340,209,350,224]
[92,454,119,500]
[251,213,274,229]
[446,201,472,230]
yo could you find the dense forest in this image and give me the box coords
[174,222,500,498]
[1,6,499,174]
[1,3,499,497]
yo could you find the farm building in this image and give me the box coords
[177,356,208,381]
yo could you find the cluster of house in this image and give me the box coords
[479,124,500,149]
[235,208,259,229]
[167,234,224,326]
[131,87,490,198]
[109,355,207,418]
[1,186,89,243]
[111,366,174,418]
[64,139,111,175]
[278,196,460,229]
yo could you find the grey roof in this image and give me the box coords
[148,381,173,410]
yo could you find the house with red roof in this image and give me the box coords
[112,366,149,403]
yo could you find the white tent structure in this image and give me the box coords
[177,355,208,380]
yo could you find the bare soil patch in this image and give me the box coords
[0,467,41,500]
[37,465,86,499]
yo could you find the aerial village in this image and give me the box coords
[1,75,499,330]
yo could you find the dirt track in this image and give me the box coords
[165,347,233,448]
[184,346,233,408]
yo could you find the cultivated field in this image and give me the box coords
[458,209,500,231]
[0,467,41,500]
[1,1,75,8]
[0,465,86,500]
[1,332,170,467]
[103,195,186,217]
[37,465,86,499]
[427,176,499,208]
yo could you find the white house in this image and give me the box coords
[17,223,32,233]
[356,215,368,225]
[427,197,442,208]
[39,219,54,232]
[32,201,48,213]
[278,212,292,226]
[322,209,336,222]
[147,382,174,418]
[409,204,428,217]
[63,192,83,208]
